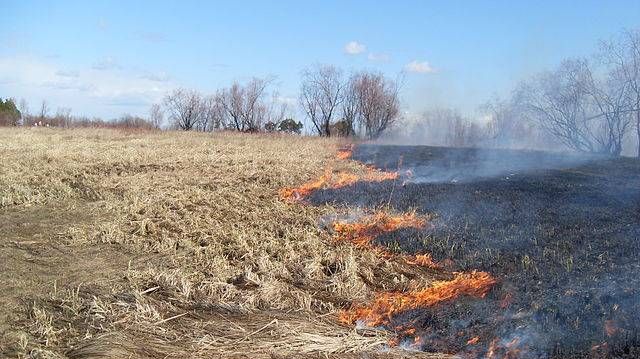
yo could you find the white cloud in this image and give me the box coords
[344,41,366,55]
[367,52,390,62]
[405,60,436,74]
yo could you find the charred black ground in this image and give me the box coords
[309,144,640,358]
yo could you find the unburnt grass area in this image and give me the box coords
[0,128,454,359]
[309,144,640,358]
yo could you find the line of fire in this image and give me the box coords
[279,143,640,359]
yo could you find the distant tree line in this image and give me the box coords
[0,98,157,130]
[156,77,302,134]
[152,66,400,139]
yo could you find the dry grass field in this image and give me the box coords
[0,128,451,358]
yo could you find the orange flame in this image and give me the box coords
[279,167,333,201]
[333,212,440,269]
[279,143,399,202]
[404,253,440,269]
[467,336,480,345]
[336,144,354,160]
[339,271,496,327]
[332,212,427,249]
[333,168,399,188]
[279,167,399,202]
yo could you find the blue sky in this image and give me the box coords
[1,0,639,119]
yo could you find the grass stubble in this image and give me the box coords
[0,128,452,358]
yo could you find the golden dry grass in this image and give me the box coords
[0,128,446,358]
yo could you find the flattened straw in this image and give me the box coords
[153,312,187,325]
[233,319,278,344]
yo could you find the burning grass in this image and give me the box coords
[309,144,640,358]
[283,145,499,352]
[339,271,496,327]
[279,162,399,202]
[330,211,441,270]
[279,168,399,202]
[336,144,354,160]
[332,212,427,249]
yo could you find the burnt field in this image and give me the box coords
[309,144,640,358]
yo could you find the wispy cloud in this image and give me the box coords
[92,57,121,71]
[344,41,366,55]
[368,52,391,62]
[97,18,109,31]
[139,71,170,82]
[138,31,168,43]
[106,94,153,107]
[0,55,174,115]
[0,32,26,52]
[41,80,94,92]
[56,70,79,78]
[405,60,436,74]
[209,63,230,71]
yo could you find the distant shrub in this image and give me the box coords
[264,121,278,132]
[263,118,302,134]
[0,98,21,126]
[278,118,303,134]
[330,119,353,137]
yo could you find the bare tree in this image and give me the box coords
[242,77,271,131]
[149,103,164,129]
[520,59,632,156]
[261,92,290,131]
[218,78,272,132]
[299,65,343,136]
[55,107,72,127]
[480,95,541,148]
[413,108,480,147]
[18,98,29,125]
[341,74,360,136]
[351,71,400,139]
[163,89,205,131]
[197,95,225,132]
[39,100,49,121]
[600,28,640,157]
[217,84,242,130]
[585,64,634,156]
